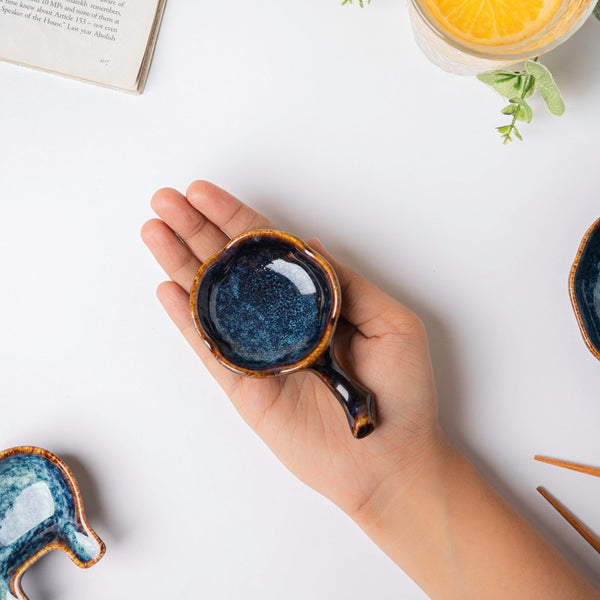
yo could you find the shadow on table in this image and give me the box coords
[541,17,600,95]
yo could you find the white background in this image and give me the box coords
[1,1,600,598]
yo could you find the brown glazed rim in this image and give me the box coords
[0,446,106,600]
[190,229,341,378]
[568,216,600,361]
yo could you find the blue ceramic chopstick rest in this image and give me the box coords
[190,229,377,438]
[0,446,105,600]
[569,217,600,361]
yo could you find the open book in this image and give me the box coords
[0,0,167,93]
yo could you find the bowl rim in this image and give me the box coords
[189,229,341,378]
[0,445,106,595]
[569,216,600,361]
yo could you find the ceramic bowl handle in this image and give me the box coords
[310,348,376,439]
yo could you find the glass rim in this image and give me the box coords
[409,0,596,62]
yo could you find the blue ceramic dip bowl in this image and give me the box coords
[190,230,376,438]
[570,217,600,361]
[0,446,104,600]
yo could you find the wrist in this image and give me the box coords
[350,426,457,532]
[348,428,469,598]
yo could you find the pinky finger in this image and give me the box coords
[156,281,241,396]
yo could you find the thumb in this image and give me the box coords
[306,237,420,339]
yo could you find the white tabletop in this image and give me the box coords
[2,1,600,598]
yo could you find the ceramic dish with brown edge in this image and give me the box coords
[190,229,377,439]
[569,217,600,361]
[0,446,105,600]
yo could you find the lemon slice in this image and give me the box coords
[421,0,562,46]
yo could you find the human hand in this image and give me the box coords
[142,181,444,524]
[143,183,600,600]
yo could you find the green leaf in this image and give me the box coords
[508,97,533,122]
[496,125,512,134]
[478,70,535,99]
[501,104,518,116]
[525,60,565,116]
[513,127,523,141]
[523,74,536,98]
[594,0,600,20]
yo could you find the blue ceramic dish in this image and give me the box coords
[570,217,600,361]
[0,447,105,600]
[190,229,377,438]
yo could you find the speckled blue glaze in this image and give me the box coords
[572,219,600,358]
[193,231,377,438]
[196,237,333,371]
[0,449,103,600]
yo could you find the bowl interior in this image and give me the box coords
[194,234,336,374]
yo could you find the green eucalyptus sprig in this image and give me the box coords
[341,0,370,5]
[478,59,565,143]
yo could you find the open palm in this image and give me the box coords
[142,181,441,521]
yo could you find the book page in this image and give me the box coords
[0,0,161,90]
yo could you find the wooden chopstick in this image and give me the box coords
[534,455,600,478]
[537,487,600,555]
